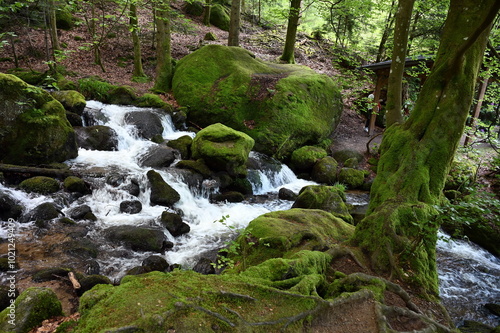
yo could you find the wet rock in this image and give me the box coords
[147,170,180,207]
[278,187,297,201]
[137,145,177,168]
[85,260,100,275]
[66,111,83,126]
[311,156,339,184]
[0,192,23,221]
[82,106,109,126]
[175,159,212,178]
[159,211,190,237]
[0,285,18,312]
[19,176,60,195]
[292,185,353,224]
[63,176,90,194]
[20,202,61,223]
[167,135,193,160]
[119,200,142,214]
[485,303,500,317]
[331,149,364,165]
[77,275,112,296]
[104,225,167,252]
[290,146,328,174]
[458,320,493,333]
[124,111,163,140]
[225,177,253,195]
[337,168,366,189]
[142,255,169,272]
[75,125,119,151]
[0,287,62,333]
[50,90,86,115]
[125,266,151,276]
[32,267,73,282]
[193,257,215,275]
[122,179,141,197]
[67,204,97,221]
[211,191,245,203]
[62,238,99,259]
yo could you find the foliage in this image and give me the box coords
[77,76,114,101]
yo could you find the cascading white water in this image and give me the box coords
[437,231,500,327]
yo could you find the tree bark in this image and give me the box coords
[129,2,146,78]
[203,0,212,26]
[376,0,396,63]
[47,0,60,52]
[351,0,499,296]
[280,0,302,64]
[385,0,415,126]
[228,0,241,46]
[153,0,172,92]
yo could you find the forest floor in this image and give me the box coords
[0,3,455,333]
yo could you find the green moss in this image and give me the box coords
[19,176,60,194]
[337,168,366,189]
[172,45,342,160]
[290,146,328,172]
[63,176,88,193]
[209,4,230,31]
[134,93,168,109]
[108,85,137,105]
[166,135,193,160]
[175,159,212,177]
[77,77,114,102]
[50,90,86,115]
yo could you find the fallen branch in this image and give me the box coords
[0,163,77,179]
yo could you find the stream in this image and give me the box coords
[1,101,499,327]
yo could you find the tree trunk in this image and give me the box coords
[280,0,302,64]
[153,0,172,92]
[376,0,396,62]
[228,0,241,46]
[203,0,212,26]
[385,0,415,126]
[351,0,499,296]
[129,2,146,79]
[48,0,60,52]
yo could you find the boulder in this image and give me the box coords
[0,287,62,333]
[32,267,72,282]
[104,225,167,252]
[311,156,339,184]
[82,105,109,126]
[159,211,190,237]
[65,111,83,126]
[134,93,170,109]
[183,1,205,16]
[290,146,328,173]
[142,255,170,272]
[137,145,177,168]
[337,168,366,189]
[63,176,90,194]
[331,149,364,165]
[19,176,60,194]
[108,85,137,105]
[191,123,254,176]
[124,111,164,140]
[50,90,86,115]
[0,74,78,165]
[211,191,245,203]
[0,192,23,220]
[120,200,143,214]
[62,238,99,259]
[20,202,61,223]
[147,170,181,207]
[292,185,353,224]
[67,204,97,221]
[77,275,112,296]
[172,45,342,160]
[210,4,230,31]
[193,257,216,275]
[75,125,119,151]
[0,285,18,312]
[278,187,297,201]
[167,135,193,160]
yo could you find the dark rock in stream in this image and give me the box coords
[104,225,167,252]
[193,257,215,275]
[77,275,112,296]
[20,202,61,223]
[458,320,494,333]
[485,303,500,317]
[119,200,142,214]
[278,187,297,201]
[138,145,177,168]
[0,192,23,220]
[32,267,73,282]
[159,211,190,237]
[75,125,119,151]
[0,285,18,311]
[67,204,97,221]
[142,255,170,272]
[124,111,164,140]
[62,238,99,259]
[147,170,180,207]
[211,191,245,203]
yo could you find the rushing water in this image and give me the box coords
[1,101,499,326]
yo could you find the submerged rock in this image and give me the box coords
[159,211,190,237]
[0,192,23,220]
[75,125,119,151]
[124,111,163,140]
[104,225,167,252]
[20,202,61,223]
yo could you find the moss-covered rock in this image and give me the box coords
[167,135,193,160]
[0,73,78,165]
[337,168,366,189]
[191,123,254,176]
[0,287,62,333]
[172,45,342,160]
[56,8,76,30]
[290,146,328,173]
[209,4,230,31]
[75,125,119,151]
[19,176,60,194]
[63,176,89,193]
[332,149,364,165]
[134,93,169,109]
[445,153,478,191]
[227,208,354,271]
[20,202,61,223]
[175,159,212,177]
[0,192,23,220]
[311,156,339,184]
[107,85,137,105]
[146,170,181,207]
[292,185,353,224]
[50,90,86,115]
[183,0,205,16]
[159,211,190,237]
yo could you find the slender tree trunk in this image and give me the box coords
[228,0,241,46]
[203,0,212,26]
[352,0,499,296]
[129,2,146,78]
[376,0,396,62]
[153,0,172,92]
[406,10,421,56]
[385,0,415,126]
[280,0,302,64]
[48,0,60,52]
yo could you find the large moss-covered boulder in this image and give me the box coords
[311,156,339,184]
[0,287,62,333]
[191,123,254,176]
[0,73,78,165]
[292,185,353,224]
[19,176,60,194]
[290,146,328,173]
[210,4,230,31]
[172,45,343,160]
[228,208,354,271]
[50,90,86,115]
[338,168,366,189]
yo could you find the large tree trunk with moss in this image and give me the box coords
[385,0,415,126]
[129,2,145,79]
[153,0,172,92]
[228,0,241,46]
[280,0,301,64]
[351,0,499,296]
